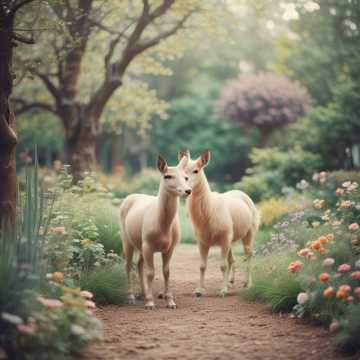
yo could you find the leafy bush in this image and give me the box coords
[235,147,321,201]
[79,264,127,305]
[179,203,195,244]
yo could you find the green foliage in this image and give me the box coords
[151,96,256,182]
[0,164,102,359]
[234,146,321,201]
[241,253,302,312]
[279,81,360,171]
[79,264,127,305]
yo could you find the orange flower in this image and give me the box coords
[347,296,354,303]
[323,287,334,298]
[318,248,328,254]
[52,272,64,283]
[339,284,351,294]
[354,287,360,298]
[319,236,328,244]
[336,290,347,299]
[335,188,344,196]
[319,273,330,283]
[311,241,322,251]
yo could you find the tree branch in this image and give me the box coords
[31,70,60,101]
[12,97,56,115]
[11,32,35,44]
[10,0,36,16]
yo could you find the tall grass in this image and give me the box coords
[179,203,195,244]
[79,264,127,305]
[0,157,50,357]
[240,253,302,312]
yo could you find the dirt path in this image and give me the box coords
[84,244,356,360]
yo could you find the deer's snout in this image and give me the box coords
[185,189,192,195]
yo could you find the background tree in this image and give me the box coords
[275,0,360,105]
[0,0,42,224]
[216,72,312,146]
[14,0,229,181]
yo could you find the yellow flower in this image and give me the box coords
[82,239,93,246]
[313,199,325,209]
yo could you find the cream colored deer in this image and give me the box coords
[120,155,191,309]
[179,150,260,297]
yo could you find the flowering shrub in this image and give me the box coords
[243,171,360,351]
[288,177,360,351]
[217,73,312,145]
[6,287,102,359]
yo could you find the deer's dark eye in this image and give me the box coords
[185,176,189,181]
[164,175,172,179]
[193,170,199,174]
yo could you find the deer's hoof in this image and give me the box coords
[219,289,228,298]
[136,293,145,300]
[145,303,155,310]
[228,280,235,288]
[167,303,177,310]
[192,289,203,298]
[127,295,136,304]
[158,292,164,299]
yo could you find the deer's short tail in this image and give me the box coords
[240,192,261,234]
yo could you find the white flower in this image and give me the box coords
[297,292,309,305]
[71,324,86,336]
[1,312,23,325]
[342,181,351,188]
[355,259,360,270]
[322,258,335,267]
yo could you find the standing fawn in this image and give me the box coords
[179,150,260,297]
[120,155,191,309]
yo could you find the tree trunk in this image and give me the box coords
[259,127,273,147]
[62,107,98,182]
[0,15,18,225]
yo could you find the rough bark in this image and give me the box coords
[0,13,18,225]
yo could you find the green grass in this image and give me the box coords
[79,263,127,305]
[240,253,302,312]
[179,202,196,244]
[93,202,122,254]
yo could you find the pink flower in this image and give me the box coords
[85,300,96,309]
[349,223,359,231]
[351,271,360,280]
[329,321,339,333]
[17,323,36,335]
[37,296,64,309]
[80,290,94,299]
[338,264,351,273]
[288,261,303,273]
[297,248,310,257]
[49,226,66,235]
[354,287,360,298]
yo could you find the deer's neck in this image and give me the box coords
[188,172,212,224]
[157,184,179,234]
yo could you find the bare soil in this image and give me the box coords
[83,244,358,360]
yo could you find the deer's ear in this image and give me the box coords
[178,154,189,169]
[198,150,211,168]
[178,149,190,161]
[157,155,168,174]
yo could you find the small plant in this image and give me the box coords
[79,264,127,305]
